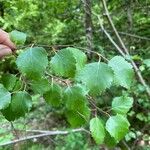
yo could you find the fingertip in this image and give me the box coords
[0,44,12,58]
[4,38,16,50]
[0,29,16,50]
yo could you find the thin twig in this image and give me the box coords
[107,30,150,41]
[88,95,110,117]
[122,140,131,150]
[10,122,19,139]
[18,44,108,62]
[98,29,150,40]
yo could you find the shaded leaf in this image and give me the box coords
[0,84,11,110]
[66,105,90,127]
[43,83,62,107]
[2,91,32,121]
[30,78,50,94]
[13,80,22,91]
[1,105,16,121]
[64,85,88,111]
[11,91,32,118]
[1,74,17,91]
[104,131,117,148]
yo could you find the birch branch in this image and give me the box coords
[0,128,87,147]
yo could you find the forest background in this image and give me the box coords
[0,0,149,150]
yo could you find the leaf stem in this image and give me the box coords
[88,95,110,117]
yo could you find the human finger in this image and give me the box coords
[0,44,12,58]
[0,29,16,50]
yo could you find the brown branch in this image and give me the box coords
[19,44,108,62]
[122,140,131,150]
[88,95,110,117]
[10,122,19,140]
[101,0,150,97]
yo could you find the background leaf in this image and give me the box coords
[143,59,150,68]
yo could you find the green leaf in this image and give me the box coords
[66,105,90,127]
[9,30,27,45]
[66,47,87,71]
[1,91,32,121]
[11,91,32,118]
[90,117,105,144]
[64,85,88,111]
[106,114,130,141]
[76,62,114,95]
[13,80,22,91]
[43,83,62,107]
[30,78,50,94]
[108,56,134,88]
[143,59,150,68]
[0,84,11,110]
[64,85,90,127]
[1,74,17,91]
[75,84,89,95]
[104,131,117,148]
[50,48,76,77]
[16,47,48,79]
[1,105,16,121]
[112,96,133,114]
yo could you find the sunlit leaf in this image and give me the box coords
[90,117,105,144]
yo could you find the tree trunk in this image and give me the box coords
[82,0,93,59]
[0,2,4,18]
